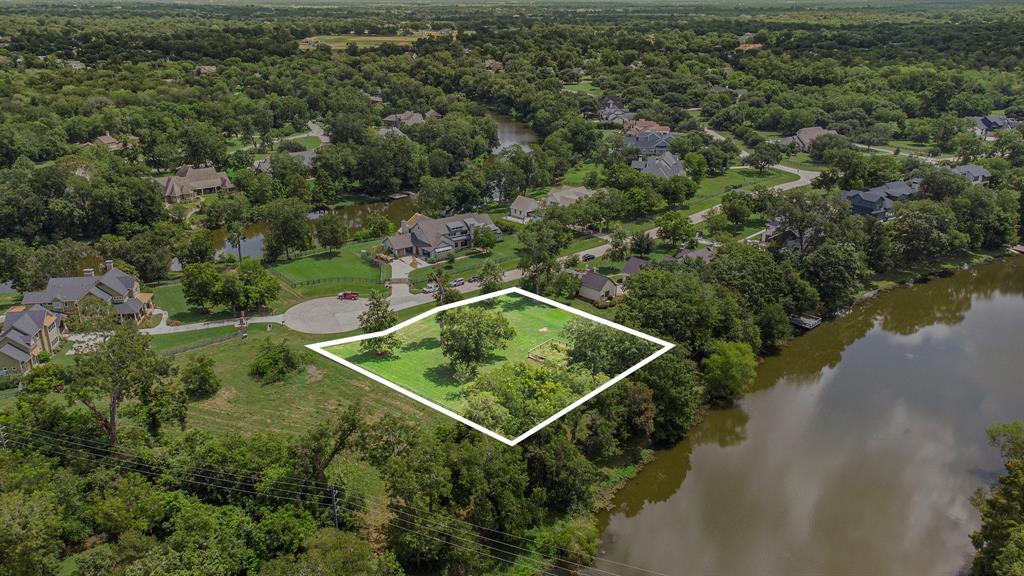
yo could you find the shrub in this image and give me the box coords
[181,355,221,399]
[249,339,306,382]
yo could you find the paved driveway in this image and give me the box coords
[282,296,369,334]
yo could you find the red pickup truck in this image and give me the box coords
[337,291,359,301]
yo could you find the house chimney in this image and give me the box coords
[83,268,94,277]
[104,259,114,272]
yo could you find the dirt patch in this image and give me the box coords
[322,399,339,410]
[306,364,325,382]
[202,387,238,411]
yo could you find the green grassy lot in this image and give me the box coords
[781,152,828,172]
[269,240,389,285]
[0,292,19,315]
[560,162,604,186]
[153,283,234,324]
[325,293,589,412]
[310,34,418,49]
[564,79,602,96]
[282,135,322,151]
[176,323,440,437]
[150,326,240,355]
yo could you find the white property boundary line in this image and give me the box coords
[307,287,674,446]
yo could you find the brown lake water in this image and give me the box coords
[597,257,1024,576]
[488,111,539,153]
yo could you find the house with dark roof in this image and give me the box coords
[952,164,992,186]
[968,115,1019,139]
[674,246,714,263]
[384,213,501,259]
[154,165,234,203]
[840,179,921,220]
[597,96,636,124]
[578,270,618,303]
[509,195,541,223]
[624,131,680,155]
[631,151,685,179]
[0,305,64,376]
[252,150,317,175]
[622,256,650,276]
[383,111,425,128]
[776,126,838,151]
[21,261,153,323]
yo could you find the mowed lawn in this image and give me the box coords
[269,240,389,285]
[326,293,584,411]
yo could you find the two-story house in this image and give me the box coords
[384,213,501,259]
[840,179,921,220]
[0,304,64,376]
[21,261,154,323]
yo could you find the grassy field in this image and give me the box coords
[0,292,19,315]
[150,326,240,355]
[560,162,604,186]
[152,283,234,324]
[269,240,389,285]
[781,152,828,172]
[309,34,418,49]
[564,79,602,96]
[176,322,441,437]
[325,293,587,412]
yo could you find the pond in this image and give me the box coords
[209,195,416,260]
[597,257,1024,576]
[487,111,539,153]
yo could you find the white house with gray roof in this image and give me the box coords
[21,261,153,323]
[384,213,500,259]
[578,270,618,303]
[509,195,541,223]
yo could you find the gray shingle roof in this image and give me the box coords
[623,256,649,276]
[0,343,31,363]
[580,270,613,291]
[630,151,684,179]
[510,195,540,212]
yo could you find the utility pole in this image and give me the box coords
[330,485,339,529]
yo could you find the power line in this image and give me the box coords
[5,432,567,576]
[8,423,659,576]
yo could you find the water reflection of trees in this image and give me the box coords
[609,258,1023,521]
[758,258,1022,388]
[614,407,751,517]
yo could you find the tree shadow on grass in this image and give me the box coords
[424,364,460,388]
[492,293,533,313]
[400,336,440,353]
